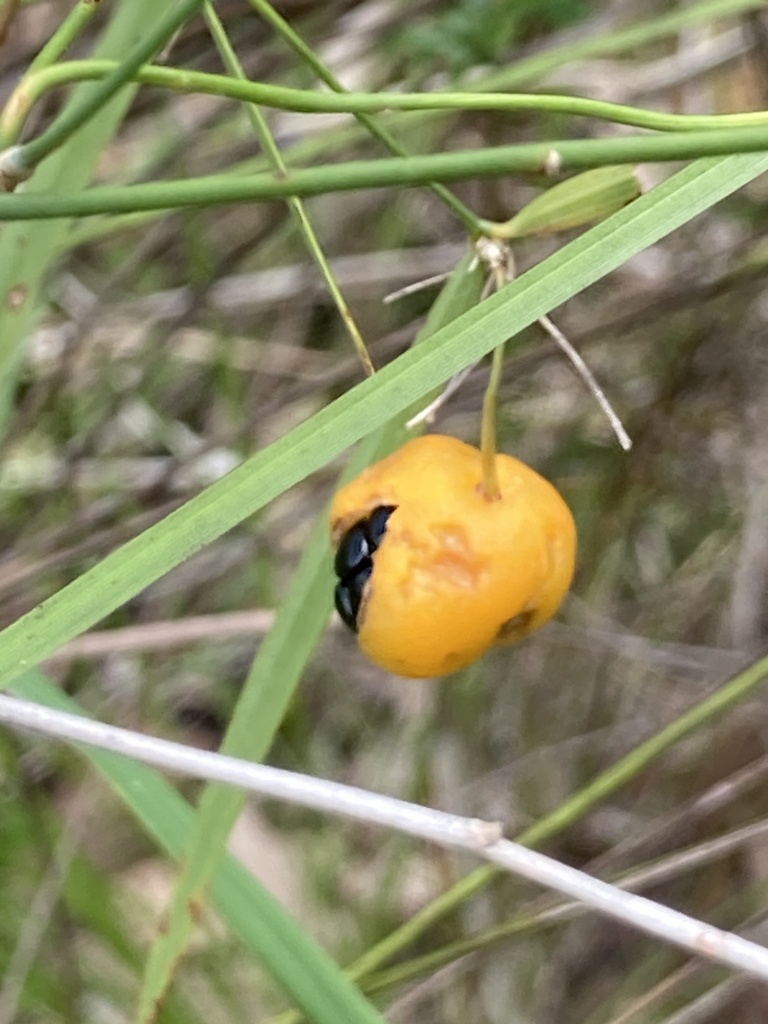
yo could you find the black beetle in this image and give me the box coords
[333,505,396,632]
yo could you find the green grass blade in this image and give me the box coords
[9,670,386,1024]
[133,443,366,1021]
[0,154,766,690]
[134,253,485,1020]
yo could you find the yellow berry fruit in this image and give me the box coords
[330,434,577,678]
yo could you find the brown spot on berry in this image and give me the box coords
[496,611,534,642]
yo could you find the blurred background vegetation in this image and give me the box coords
[4,0,768,1021]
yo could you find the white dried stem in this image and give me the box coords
[382,272,450,304]
[405,365,477,429]
[2,694,768,983]
[539,313,632,451]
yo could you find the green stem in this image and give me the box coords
[247,0,480,231]
[4,0,763,151]
[5,0,763,157]
[6,127,768,219]
[479,255,512,497]
[8,60,768,152]
[202,3,374,377]
[17,0,206,171]
[27,0,102,73]
[202,6,282,165]
[480,341,505,499]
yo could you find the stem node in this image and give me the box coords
[0,147,31,193]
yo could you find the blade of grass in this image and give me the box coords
[63,857,200,1024]
[9,670,387,1024]
[133,436,376,1022]
[135,253,485,1020]
[0,154,765,692]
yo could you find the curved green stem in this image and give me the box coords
[4,0,761,170]
[5,127,768,220]
[4,0,765,170]
[7,59,768,153]
[12,0,206,171]
[27,0,103,73]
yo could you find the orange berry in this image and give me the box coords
[330,434,576,678]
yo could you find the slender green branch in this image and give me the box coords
[480,341,505,499]
[4,127,768,220]
[479,251,512,499]
[247,0,481,231]
[27,0,103,73]
[202,6,281,163]
[13,0,207,176]
[7,59,768,152]
[202,6,375,375]
[5,0,763,162]
[4,0,762,163]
